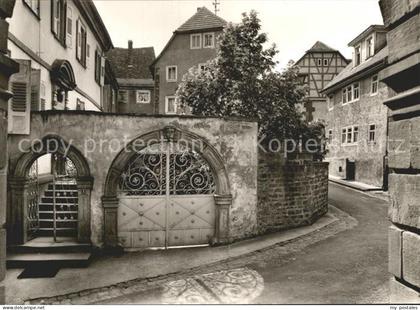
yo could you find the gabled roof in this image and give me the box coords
[73,0,113,51]
[106,46,155,80]
[176,7,227,33]
[151,7,227,68]
[307,41,337,53]
[348,25,386,47]
[322,46,388,94]
[295,41,349,66]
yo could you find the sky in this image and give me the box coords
[94,0,384,69]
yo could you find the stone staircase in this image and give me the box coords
[7,181,92,270]
[38,182,79,237]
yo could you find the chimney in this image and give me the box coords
[128,40,133,49]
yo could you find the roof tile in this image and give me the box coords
[106,46,155,80]
[176,7,227,32]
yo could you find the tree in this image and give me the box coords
[176,10,310,144]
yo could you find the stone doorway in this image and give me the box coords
[117,141,217,249]
[8,136,93,245]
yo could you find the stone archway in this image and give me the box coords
[8,135,93,245]
[102,126,232,248]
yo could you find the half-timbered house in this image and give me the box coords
[295,41,349,122]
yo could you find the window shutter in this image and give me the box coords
[76,19,81,61]
[30,69,41,111]
[66,6,72,48]
[86,43,90,68]
[51,0,57,35]
[8,60,31,135]
[100,55,105,86]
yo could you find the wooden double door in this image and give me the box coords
[117,142,217,249]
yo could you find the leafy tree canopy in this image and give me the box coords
[177,10,319,145]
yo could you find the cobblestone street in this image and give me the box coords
[27,183,389,304]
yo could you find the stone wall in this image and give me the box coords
[380,0,420,302]
[257,151,329,234]
[325,72,389,188]
[0,0,19,303]
[7,111,259,246]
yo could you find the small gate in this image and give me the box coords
[117,142,216,249]
[27,160,40,241]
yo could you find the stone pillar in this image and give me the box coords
[76,177,93,243]
[0,0,19,303]
[7,177,27,245]
[102,196,119,247]
[379,0,420,302]
[213,194,232,245]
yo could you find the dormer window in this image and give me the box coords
[366,36,374,58]
[355,45,361,66]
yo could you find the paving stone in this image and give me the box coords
[388,225,402,278]
[402,231,420,288]
[390,276,420,303]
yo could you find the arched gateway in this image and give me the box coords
[103,126,232,249]
[8,136,92,245]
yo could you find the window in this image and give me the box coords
[51,0,66,45]
[342,83,360,104]
[166,66,177,82]
[355,45,361,66]
[23,0,40,17]
[353,126,359,142]
[346,127,352,143]
[66,6,72,47]
[198,63,207,72]
[136,90,151,104]
[203,32,214,48]
[190,34,201,49]
[342,126,359,144]
[317,59,322,66]
[328,129,333,143]
[342,88,348,104]
[327,96,334,111]
[353,83,360,101]
[366,36,374,58]
[118,90,128,104]
[323,59,329,66]
[165,96,177,114]
[371,75,379,95]
[94,49,101,84]
[76,99,85,111]
[76,19,87,67]
[341,128,346,144]
[368,124,376,142]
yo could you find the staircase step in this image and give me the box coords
[39,211,78,214]
[48,184,77,190]
[7,252,92,268]
[39,202,78,206]
[41,197,78,203]
[9,238,92,254]
[39,219,78,222]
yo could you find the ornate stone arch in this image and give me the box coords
[102,126,232,247]
[8,135,93,244]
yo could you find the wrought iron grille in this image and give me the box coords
[119,143,216,196]
[27,160,40,237]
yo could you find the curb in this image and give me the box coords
[329,180,390,203]
[23,207,347,305]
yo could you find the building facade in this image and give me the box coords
[323,25,389,188]
[379,0,420,302]
[295,41,349,122]
[7,0,114,135]
[151,7,226,115]
[107,40,155,114]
